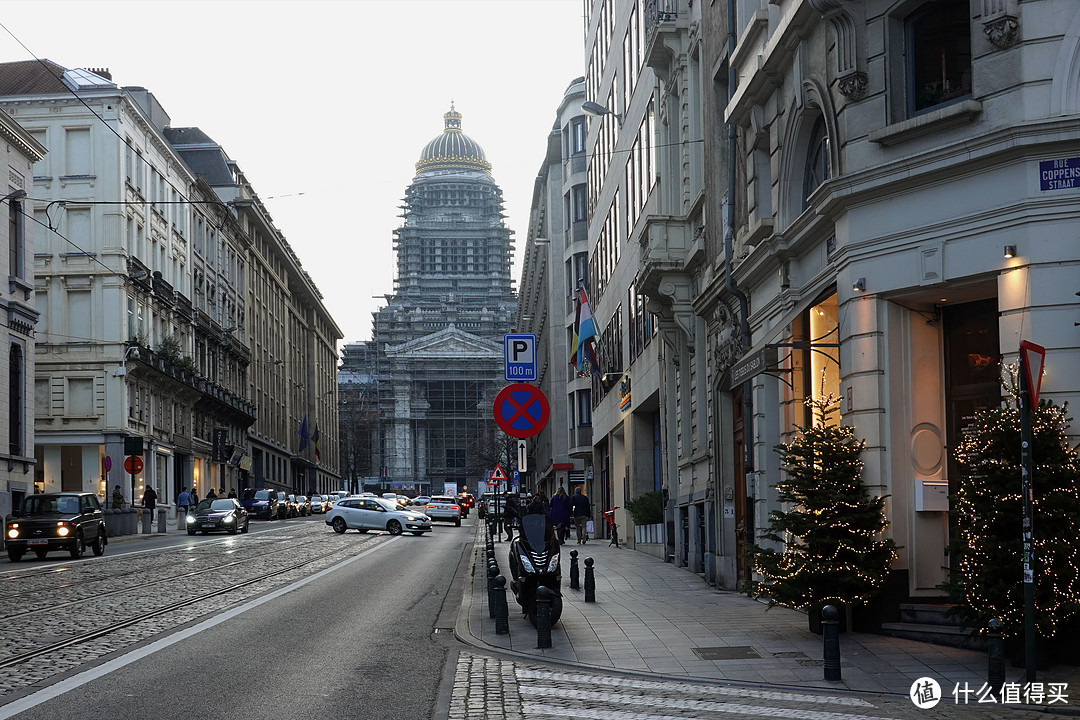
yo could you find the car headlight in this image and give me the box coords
[7,525,19,539]
[186,515,196,524]
[224,515,234,523]
[57,523,70,537]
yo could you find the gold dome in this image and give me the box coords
[416,103,491,175]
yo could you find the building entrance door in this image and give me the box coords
[733,387,747,585]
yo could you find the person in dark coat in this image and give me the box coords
[527,487,549,516]
[570,486,591,544]
[503,492,520,541]
[143,484,158,522]
[548,486,572,543]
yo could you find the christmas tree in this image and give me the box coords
[945,370,1080,639]
[747,396,897,615]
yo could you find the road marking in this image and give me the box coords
[0,536,400,719]
[515,668,874,707]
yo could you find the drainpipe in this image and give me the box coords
[725,0,755,559]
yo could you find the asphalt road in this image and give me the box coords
[1,515,472,720]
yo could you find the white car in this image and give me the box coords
[412,495,432,507]
[326,497,432,536]
[424,496,462,526]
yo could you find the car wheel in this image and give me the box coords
[69,533,84,559]
[7,548,23,562]
[92,530,106,556]
[34,548,48,559]
[331,517,347,534]
[455,518,461,527]
[386,520,403,535]
[241,520,249,534]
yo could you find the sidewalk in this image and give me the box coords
[457,523,1080,700]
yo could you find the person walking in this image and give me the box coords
[206,487,217,500]
[527,486,549,516]
[143,484,158,523]
[549,486,572,544]
[570,486,591,544]
[111,484,126,509]
[503,491,520,541]
[177,487,193,529]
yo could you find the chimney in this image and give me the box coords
[85,67,112,81]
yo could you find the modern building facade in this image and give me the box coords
[344,106,517,496]
[0,110,45,518]
[0,60,340,514]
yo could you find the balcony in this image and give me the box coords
[645,0,681,66]
[568,425,592,459]
[151,271,175,306]
[637,215,692,296]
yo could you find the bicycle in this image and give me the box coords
[603,507,621,548]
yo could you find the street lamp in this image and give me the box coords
[113,346,140,377]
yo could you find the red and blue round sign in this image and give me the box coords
[493,383,550,439]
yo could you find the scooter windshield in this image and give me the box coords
[520,514,548,551]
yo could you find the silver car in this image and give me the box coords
[424,496,462,526]
[326,497,432,536]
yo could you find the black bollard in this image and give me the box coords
[488,564,499,619]
[569,549,580,590]
[535,586,552,648]
[822,605,842,681]
[988,618,1005,695]
[494,576,510,635]
[584,557,595,602]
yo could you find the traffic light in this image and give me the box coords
[124,436,144,456]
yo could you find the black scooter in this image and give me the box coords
[508,513,563,626]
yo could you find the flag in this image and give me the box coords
[312,424,321,461]
[575,287,599,375]
[298,415,310,451]
[569,292,582,371]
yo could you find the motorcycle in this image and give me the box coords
[507,512,563,626]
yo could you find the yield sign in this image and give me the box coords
[493,383,550,439]
[1019,340,1046,405]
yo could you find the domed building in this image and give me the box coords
[339,106,517,495]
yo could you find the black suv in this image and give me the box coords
[240,488,280,520]
[6,492,108,561]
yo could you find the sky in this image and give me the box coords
[0,0,586,347]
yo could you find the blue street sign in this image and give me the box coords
[504,333,537,382]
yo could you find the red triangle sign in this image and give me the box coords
[1019,340,1046,405]
[490,464,508,482]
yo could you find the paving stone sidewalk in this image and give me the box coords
[457,523,1080,705]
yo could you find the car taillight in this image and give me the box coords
[451,505,459,510]
[425,504,435,509]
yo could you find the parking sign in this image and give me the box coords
[504,333,537,381]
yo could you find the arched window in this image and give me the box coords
[802,117,830,211]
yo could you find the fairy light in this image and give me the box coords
[745,395,898,613]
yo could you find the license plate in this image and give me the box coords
[27,539,48,545]
[201,523,216,528]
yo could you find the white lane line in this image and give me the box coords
[521,691,901,720]
[0,536,400,719]
[515,668,875,707]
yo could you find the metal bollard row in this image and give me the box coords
[584,557,595,602]
[569,549,580,590]
[822,605,841,681]
[535,586,552,648]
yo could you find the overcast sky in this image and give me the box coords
[0,0,585,349]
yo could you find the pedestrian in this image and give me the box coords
[191,488,199,507]
[218,488,226,498]
[206,487,217,500]
[549,486,572,543]
[112,484,126,510]
[227,487,237,499]
[503,491,520,541]
[571,486,591,544]
[177,486,192,528]
[527,486,549,516]
[143,484,158,522]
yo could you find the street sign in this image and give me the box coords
[517,439,527,473]
[493,383,550,439]
[1020,340,1046,405]
[490,464,508,483]
[123,456,144,475]
[504,334,537,381]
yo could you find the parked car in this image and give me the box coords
[186,498,249,535]
[309,495,327,514]
[277,492,295,519]
[326,497,432,536]
[411,495,431,507]
[294,496,311,516]
[425,496,462,526]
[5,492,107,561]
[240,488,279,520]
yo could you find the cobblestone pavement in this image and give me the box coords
[0,523,379,702]
[448,651,1071,720]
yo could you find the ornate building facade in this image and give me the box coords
[343,107,517,495]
